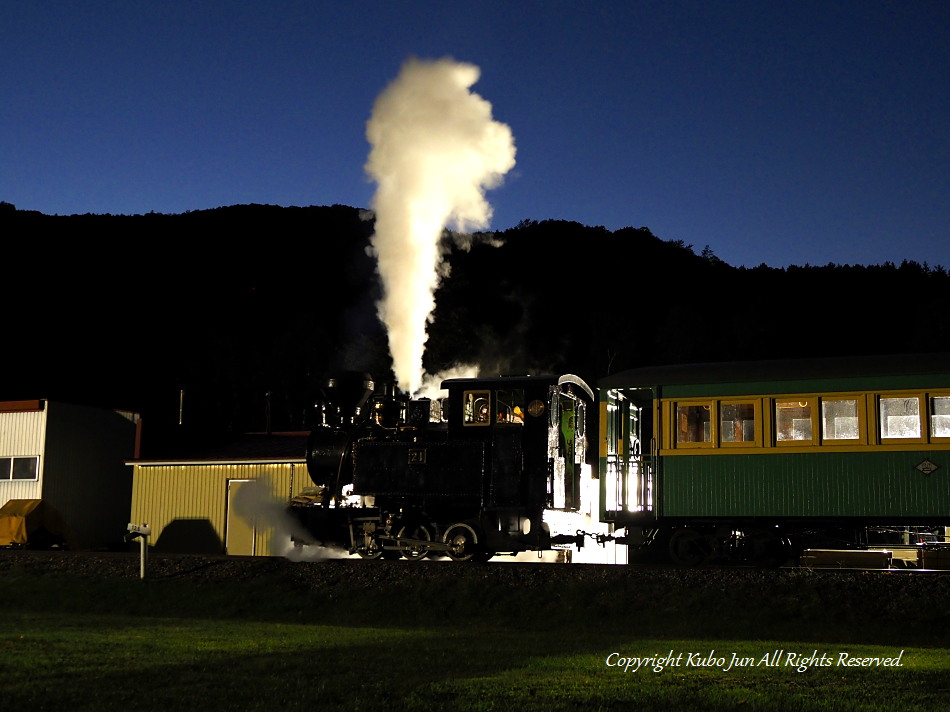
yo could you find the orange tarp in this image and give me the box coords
[0,499,67,547]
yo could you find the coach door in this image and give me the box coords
[603,388,653,523]
[547,388,588,511]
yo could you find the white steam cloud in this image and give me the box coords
[365,57,516,395]
[231,479,347,560]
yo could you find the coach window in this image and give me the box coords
[821,398,863,442]
[719,401,758,446]
[930,395,950,440]
[774,399,816,446]
[879,395,924,442]
[675,402,712,447]
[463,390,492,426]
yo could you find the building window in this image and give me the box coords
[0,456,39,480]
[774,399,815,445]
[719,401,757,445]
[879,396,922,440]
[676,402,712,446]
[821,398,861,441]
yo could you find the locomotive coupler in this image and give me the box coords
[549,531,586,548]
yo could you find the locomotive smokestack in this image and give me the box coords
[365,57,516,396]
[322,372,375,423]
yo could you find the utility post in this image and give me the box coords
[126,523,152,579]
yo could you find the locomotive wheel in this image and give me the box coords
[396,523,434,561]
[357,540,384,559]
[444,522,481,562]
[668,528,710,567]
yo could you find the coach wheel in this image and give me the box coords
[397,523,434,561]
[749,531,793,568]
[444,522,481,562]
[668,528,710,567]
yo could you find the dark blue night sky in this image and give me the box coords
[2,1,948,268]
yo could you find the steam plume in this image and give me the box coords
[365,57,516,394]
[231,480,346,560]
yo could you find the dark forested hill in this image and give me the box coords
[3,203,948,451]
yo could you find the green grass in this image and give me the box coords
[0,567,948,711]
[1,613,945,711]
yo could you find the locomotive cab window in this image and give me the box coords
[495,389,526,424]
[463,390,492,426]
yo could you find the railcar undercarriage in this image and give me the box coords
[620,523,949,568]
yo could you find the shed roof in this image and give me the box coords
[131,431,308,466]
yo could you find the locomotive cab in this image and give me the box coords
[441,373,593,512]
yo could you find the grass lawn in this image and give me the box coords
[0,564,947,711]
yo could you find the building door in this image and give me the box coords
[226,479,256,555]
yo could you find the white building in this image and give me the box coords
[0,399,140,549]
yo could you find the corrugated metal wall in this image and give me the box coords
[42,402,138,549]
[0,408,47,501]
[130,462,300,556]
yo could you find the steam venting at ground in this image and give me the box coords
[365,57,516,395]
[231,480,347,561]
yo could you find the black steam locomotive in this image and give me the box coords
[287,371,597,561]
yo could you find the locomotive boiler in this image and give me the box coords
[288,371,598,561]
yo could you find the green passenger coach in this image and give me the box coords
[598,353,950,565]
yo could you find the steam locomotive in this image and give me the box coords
[289,354,950,566]
[287,371,601,561]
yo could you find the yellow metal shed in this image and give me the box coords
[128,433,309,556]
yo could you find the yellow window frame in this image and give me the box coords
[773,397,818,447]
[671,399,715,449]
[718,399,762,448]
[462,390,492,427]
[878,393,926,444]
[819,395,867,445]
[928,391,950,443]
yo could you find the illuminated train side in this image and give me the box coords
[601,354,950,566]
[288,354,950,565]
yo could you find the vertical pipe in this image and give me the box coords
[140,527,148,579]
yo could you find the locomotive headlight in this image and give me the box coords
[521,517,532,535]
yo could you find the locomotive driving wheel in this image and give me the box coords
[357,539,384,559]
[443,522,482,562]
[356,522,385,559]
[396,523,434,561]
